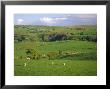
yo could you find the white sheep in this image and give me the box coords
[27,57,30,60]
[63,63,66,66]
[24,63,27,67]
[41,54,47,59]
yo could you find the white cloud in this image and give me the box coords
[55,17,67,20]
[40,17,56,25]
[40,17,54,23]
[77,15,96,23]
[17,19,24,24]
[76,14,96,19]
[40,17,52,22]
[64,14,96,19]
[40,17,67,25]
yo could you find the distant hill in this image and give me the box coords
[66,25,97,28]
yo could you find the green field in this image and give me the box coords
[14,25,97,76]
[14,59,97,76]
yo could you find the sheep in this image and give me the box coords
[41,54,47,58]
[24,62,27,67]
[26,57,30,60]
[63,63,66,66]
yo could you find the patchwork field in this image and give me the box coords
[14,25,97,76]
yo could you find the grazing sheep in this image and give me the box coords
[63,63,66,66]
[24,63,27,67]
[26,57,30,60]
[41,54,47,58]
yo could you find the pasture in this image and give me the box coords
[14,59,97,76]
[14,25,97,76]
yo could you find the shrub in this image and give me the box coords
[78,35,97,42]
[48,33,67,41]
[79,32,84,35]
[47,52,58,60]
[14,34,26,42]
[25,49,41,60]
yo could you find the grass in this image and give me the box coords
[14,25,97,76]
[14,59,97,76]
[14,40,96,54]
[14,40,97,76]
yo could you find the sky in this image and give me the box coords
[14,14,97,26]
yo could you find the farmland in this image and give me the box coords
[14,25,97,76]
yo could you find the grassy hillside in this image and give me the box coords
[14,25,97,76]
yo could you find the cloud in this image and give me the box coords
[17,19,24,22]
[17,19,24,24]
[74,14,97,24]
[75,14,97,20]
[65,14,96,19]
[40,17,67,25]
[55,17,67,20]
[40,17,56,25]
[63,14,96,23]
